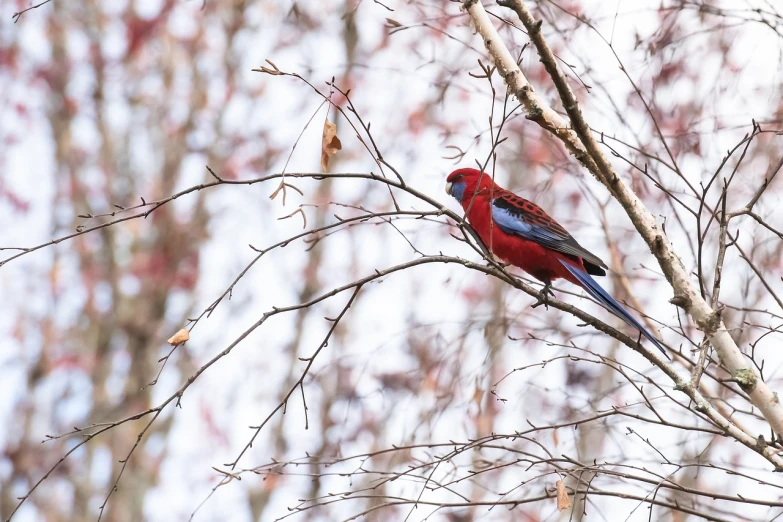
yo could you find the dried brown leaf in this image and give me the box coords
[321,119,342,171]
[471,384,484,406]
[556,480,571,511]
[167,329,190,345]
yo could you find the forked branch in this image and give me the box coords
[462,0,783,445]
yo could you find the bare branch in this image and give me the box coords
[463,0,783,445]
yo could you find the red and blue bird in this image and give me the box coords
[445,167,665,356]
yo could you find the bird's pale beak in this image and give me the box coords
[444,182,452,196]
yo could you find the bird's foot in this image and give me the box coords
[532,282,554,310]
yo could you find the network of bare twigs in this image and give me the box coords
[4,1,783,521]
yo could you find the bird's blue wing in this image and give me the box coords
[491,193,608,273]
[492,198,569,243]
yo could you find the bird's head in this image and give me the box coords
[445,168,495,203]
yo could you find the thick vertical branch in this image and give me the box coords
[462,0,783,439]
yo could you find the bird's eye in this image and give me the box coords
[454,174,463,181]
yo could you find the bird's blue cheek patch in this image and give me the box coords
[451,181,467,202]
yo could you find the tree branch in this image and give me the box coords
[463,0,783,444]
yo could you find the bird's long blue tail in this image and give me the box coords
[559,260,667,357]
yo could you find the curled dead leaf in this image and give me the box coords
[556,479,571,511]
[167,329,190,346]
[321,119,342,171]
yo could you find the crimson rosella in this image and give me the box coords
[445,167,665,356]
